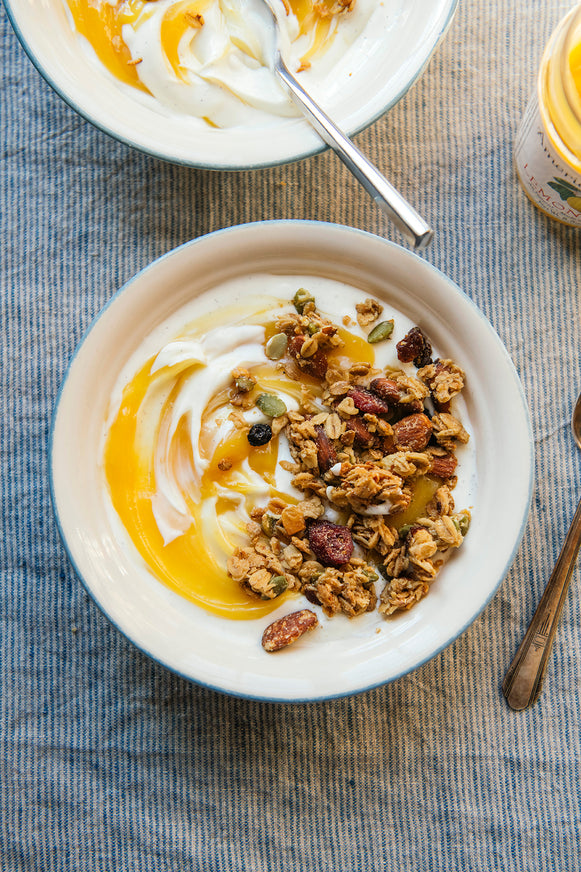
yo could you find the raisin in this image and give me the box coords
[308,520,354,567]
[396,326,432,367]
[247,423,272,446]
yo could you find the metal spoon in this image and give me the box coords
[259,0,433,250]
[503,391,581,710]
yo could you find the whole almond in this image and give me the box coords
[262,609,319,652]
[392,413,433,451]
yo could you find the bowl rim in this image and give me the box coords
[4,0,459,170]
[49,220,534,702]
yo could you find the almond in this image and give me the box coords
[262,609,319,652]
[392,413,433,451]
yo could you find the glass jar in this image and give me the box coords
[514,5,581,227]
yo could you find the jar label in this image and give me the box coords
[514,96,581,227]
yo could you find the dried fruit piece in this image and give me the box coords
[308,520,354,567]
[429,453,458,479]
[247,423,272,446]
[367,319,394,344]
[262,609,319,652]
[396,326,432,367]
[315,425,338,472]
[347,387,392,416]
[280,505,306,536]
[392,413,433,451]
[255,393,287,417]
[293,288,315,314]
[265,333,288,360]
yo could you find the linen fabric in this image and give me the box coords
[1,1,580,870]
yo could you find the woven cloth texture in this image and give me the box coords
[1,1,580,870]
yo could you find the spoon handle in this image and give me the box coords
[503,495,581,710]
[275,58,433,251]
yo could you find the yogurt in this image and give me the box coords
[102,275,476,620]
[63,0,387,128]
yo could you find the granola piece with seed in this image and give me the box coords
[431,412,470,450]
[288,334,328,379]
[308,520,354,567]
[379,576,429,615]
[418,359,465,405]
[426,485,455,518]
[396,326,433,367]
[262,609,318,652]
[355,298,383,327]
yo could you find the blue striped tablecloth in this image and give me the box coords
[1,1,580,869]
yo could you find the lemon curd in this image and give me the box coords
[515,5,581,226]
[64,0,355,124]
[102,283,379,620]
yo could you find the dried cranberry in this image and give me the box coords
[308,521,354,567]
[396,327,432,367]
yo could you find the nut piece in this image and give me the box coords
[262,609,319,652]
[429,453,458,479]
[392,413,433,451]
[369,377,402,405]
[347,387,392,416]
[315,424,338,472]
[288,334,328,379]
[308,520,354,567]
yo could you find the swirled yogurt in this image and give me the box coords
[63,0,390,127]
[102,275,476,621]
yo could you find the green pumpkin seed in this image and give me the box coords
[367,319,395,344]
[398,524,412,539]
[255,393,287,418]
[261,514,278,536]
[269,575,288,597]
[363,568,379,583]
[235,375,256,393]
[293,287,315,314]
[456,512,471,536]
[307,322,319,336]
[265,332,288,360]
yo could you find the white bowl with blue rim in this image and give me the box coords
[5,0,458,169]
[50,221,533,701]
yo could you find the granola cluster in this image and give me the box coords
[225,293,471,631]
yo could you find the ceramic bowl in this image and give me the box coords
[6,0,457,169]
[50,221,533,701]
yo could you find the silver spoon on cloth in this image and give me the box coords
[259,0,433,250]
[503,391,581,710]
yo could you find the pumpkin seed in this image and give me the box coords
[265,332,288,360]
[293,287,315,314]
[307,322,319,335]
[261,514,278,536]
[398,524,412,539]
[367,319,395,344]
[456,512,471,536]
[235,375,256,392]
[255,392,287,418]
[269,575,288,597]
